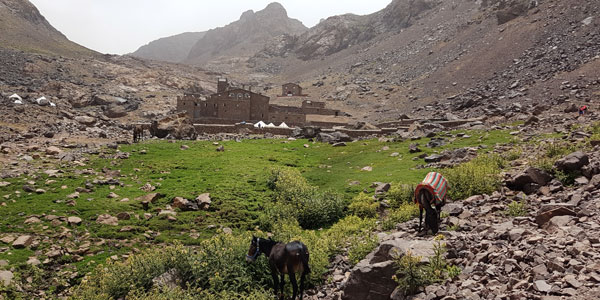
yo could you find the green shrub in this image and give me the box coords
[381,203,419,231]
[125,288,272,300]
[393,238,460,297]
[393,251,428,295]
[348,234,379,265]
[507,200,527,217]
[387,184,415,208]
[272,216,375,285]
[503,147,523,161]
[554,170,579,186]
[267,168,346,229]
[348,193,378,218]
[531,156,555,174]
[71,235,272,300]
[442,154,504,200]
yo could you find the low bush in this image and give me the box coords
[387,184,415,208]
[381,203,419,231]
[71,235,272,300]
[348,233,379,265]
[393,237,460,297]
[348,192,378,218]
[507,200,527,217]
[442,154,504,201]
[266,168,346,229]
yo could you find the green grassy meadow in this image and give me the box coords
[0,130,516,297]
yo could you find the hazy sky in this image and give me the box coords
[29,0,391,55]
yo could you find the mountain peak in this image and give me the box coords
[240,9,255,21]
[257,2,288,19]
[263,2,287,15]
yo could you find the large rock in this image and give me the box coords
[554,152,589,172]
[67,216,82,225]
[342,260,397,300]
[96,214,119,226]
[172,197,198,211]
[150,113,197,139]
[152,268,182,289]
[342,239,434,300]
[12,235,33,248]
[293,126,321,138]
[507,167,552,192]
[75,116,96,126]
[317,132,352,144]
[104,105,128,118]
[45,146,62,155]
[136,193,163,203]
[496,0,535,25]
[0,270,13,286]
[196,193,211,210]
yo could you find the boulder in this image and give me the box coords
[172,197,198,211]
[424,154,444,163]
[507,167,552,192]
[342,239,435,300]
[409,143,421,153]
[564,103,579,113]
[375,183,391,194]
[524,115,539,126]
[152,268,182,290]
[0,270,13,287]
[117,212,131,220]
[67,216,82,226]
[136,193,163,204]
[96,214,119,226]
[75,116,96,126]
[104,105,128,118]
[12,235,33,248]
[496,0,534,25]
[317,132,352,144]
[554,152,589,172]
[294,126,321,138]
[150,113,197,140]
[316,133,336,144]
[196,193,211,210]
[45,146,62,155]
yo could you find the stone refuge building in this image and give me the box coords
[177,79,341,127]
[281,83,306,97]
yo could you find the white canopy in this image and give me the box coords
[50,102,56,107]
[266,123,276,128]
[13,99,23,104]
[279,122,289,128]
[35,96,46,104]
[254,121,267,128]
[9,94,22,101]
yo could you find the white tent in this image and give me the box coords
[35,96,49,105]
[9,94,22,101]
[254,121,267,128]
[266,123,276,128]
[50,102,56,107]
[279,122,289,128]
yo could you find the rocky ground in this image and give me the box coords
[301,115,600,300]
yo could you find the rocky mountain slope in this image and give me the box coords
[247,0,599,125]
[130,31,206,63]
[0,0,95,57]
[255,0,439,60]
[185,2,307,67]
